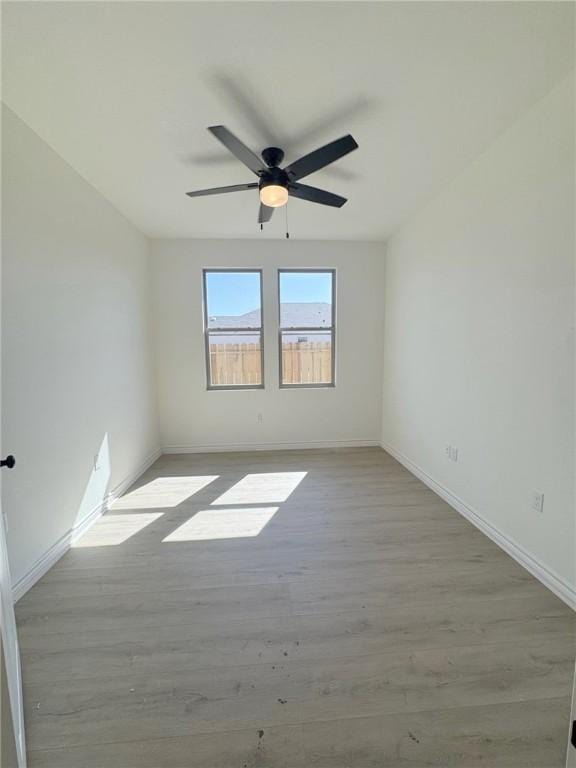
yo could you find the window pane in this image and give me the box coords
[281,330,332,385]
[205,271,261,328]
[279,271,332,328]
[208,331,262,387]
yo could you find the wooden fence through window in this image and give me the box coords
[281,342,332,384]
[209,342,332,386]
[209,342,262,386]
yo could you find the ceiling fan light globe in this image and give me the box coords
[259,184,289,208]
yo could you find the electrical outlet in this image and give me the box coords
[531,491,544,514]
[445,444,459,462]
[257,413,263,423]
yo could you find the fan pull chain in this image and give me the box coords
[285,200,290,239]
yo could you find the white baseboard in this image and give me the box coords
[381,441,576,611]
[12,448,161,603]
[162,439,380,454]
[11,500,106,604]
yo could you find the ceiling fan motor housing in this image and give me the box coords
[261,146,285,168]
[259,166,289,192]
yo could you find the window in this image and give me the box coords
[203,270,264,389]
[278,269,335,387]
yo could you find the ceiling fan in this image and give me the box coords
[186,126,358,224]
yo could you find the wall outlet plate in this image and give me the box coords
[531,491,544,514]
[445,444,459,462]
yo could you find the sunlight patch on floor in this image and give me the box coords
[211,472,307,505]
[162,507,278,542]
[110,476,218,510]
[72,513,163,547]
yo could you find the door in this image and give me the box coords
[1,495,26,767]
[567,663,576,768]
[1,209,26,765]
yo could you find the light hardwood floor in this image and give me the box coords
[16,448,575,767]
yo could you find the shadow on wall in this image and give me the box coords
[72,433,112,531]
[6,431,118,600]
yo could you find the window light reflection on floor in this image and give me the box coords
[72,513,163,547]
[211,472,307,506]
[163,507,278,542]
[109,476,218,510]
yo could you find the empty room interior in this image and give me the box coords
[1,2,575,766]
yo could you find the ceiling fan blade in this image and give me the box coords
[258,203,274,223]
[186,182,258,198]
[288,182,347,208]
[208,126,265,175]
[284,135,358,181]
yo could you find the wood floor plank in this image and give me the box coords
[17,583,292,636]
[26,698,571,768]
[27,723,305,768]
[23,639,573,750]
[17,448,575,766]
[288,568,548,615]
[296,697,573,767]
[20,595,572,686]
[46,535,505,576]
[27,554,532,599]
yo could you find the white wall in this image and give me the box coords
[2,107,159,589]
[381,74,575,599]
[151,239,385,451]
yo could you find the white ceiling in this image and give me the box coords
[3,1,574,241]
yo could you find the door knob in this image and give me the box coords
[0,455,16,469]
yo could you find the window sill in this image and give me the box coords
[279,384,336,390]
[206,385,265,391]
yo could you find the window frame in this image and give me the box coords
[202,268,265,391]
[277,268,336,389]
